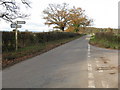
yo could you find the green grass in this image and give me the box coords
[3,43,46,60]
[90,33,120,50]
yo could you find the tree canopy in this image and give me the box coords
[68,7,93,32]
[43,3,70,31]
[43,3,93,32]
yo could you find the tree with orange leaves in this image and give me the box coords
[43,3,70,31]
[68,7,92,32]
[43,3,92,32]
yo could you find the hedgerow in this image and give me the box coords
[2,31,80,52]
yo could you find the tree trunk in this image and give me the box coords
[61,27,65,31]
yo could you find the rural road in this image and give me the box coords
[2,35,118,88]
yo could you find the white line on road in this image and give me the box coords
[88,73,94,79]
[88,63,92,67]
[88,64,92,71]
[88,44,91,58]
[87,44,95,88]
[88,80,96,88]
[98,70,103,72]
[88,45,90,52]
[88,48,90,52]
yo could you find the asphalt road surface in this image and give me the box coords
[2,35,118,88]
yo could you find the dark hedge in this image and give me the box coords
[2,31,80,52]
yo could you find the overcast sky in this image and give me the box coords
[0,0,119,32]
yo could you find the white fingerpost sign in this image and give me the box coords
[16,21,26,24]
[10,21,26,51]
[11,24,22,28]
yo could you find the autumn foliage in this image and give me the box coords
[43,3,92,32]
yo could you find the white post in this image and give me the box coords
[15,25,18,51]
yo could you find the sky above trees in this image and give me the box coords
[0,0,119,32]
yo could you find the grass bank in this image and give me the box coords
[3,34,84,69]
[89,32,120,50]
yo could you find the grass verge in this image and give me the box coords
[89,32,120,50]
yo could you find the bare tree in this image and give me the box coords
[43,3,70,31]
[0,0,31,22]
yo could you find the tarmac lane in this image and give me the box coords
[2,35,118,88]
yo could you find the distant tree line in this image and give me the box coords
[66,27,119,34]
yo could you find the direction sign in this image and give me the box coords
[16,21,26,24]
[11,24,22,28]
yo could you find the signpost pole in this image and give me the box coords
[15,25,18,51]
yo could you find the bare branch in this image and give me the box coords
[0,0,31,22]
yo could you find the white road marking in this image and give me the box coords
[88,73,94,79]
[88,48,90,52]
[87,43,95,88]
[88,67,92,71]
[98,70,103,72]
[88,44,90,48]
[88,64,92,71]
[88,44,90,49]
[88,63,92,67]
[88,80,95,88]
[88,44,91,57]
[101,81,109,88]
